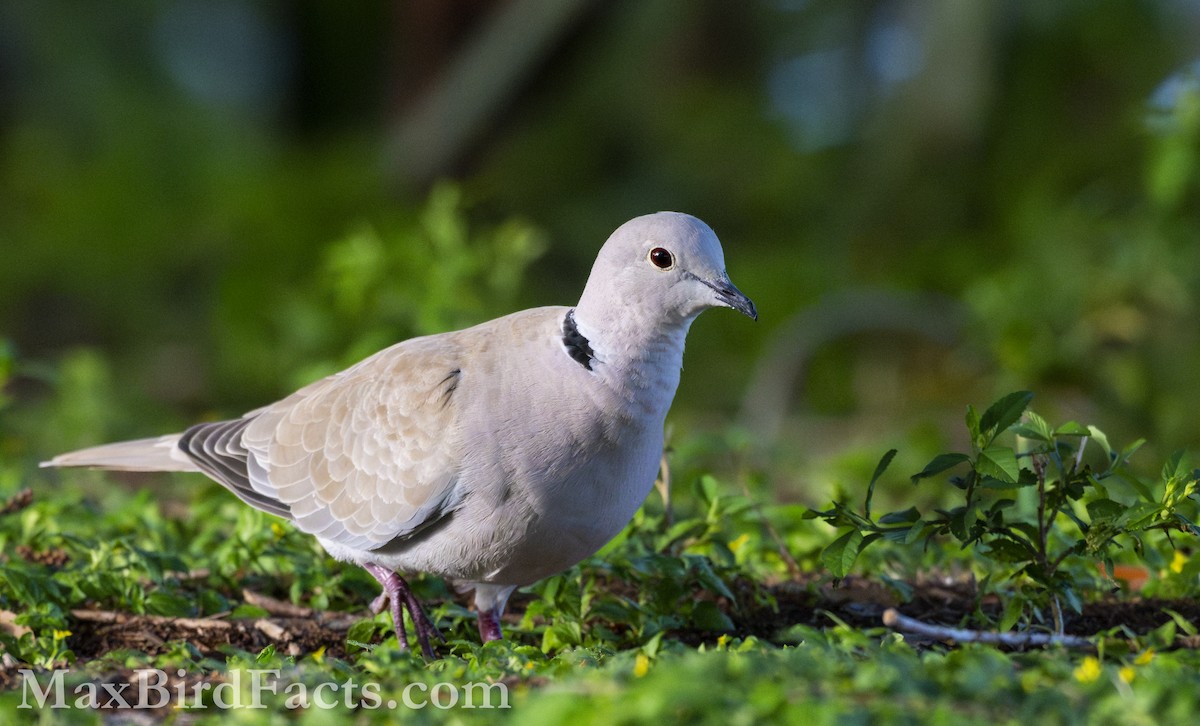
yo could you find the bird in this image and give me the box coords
[42,211,757,658]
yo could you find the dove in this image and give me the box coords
[42,211,757,658]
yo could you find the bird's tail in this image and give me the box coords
[40,434,200,473]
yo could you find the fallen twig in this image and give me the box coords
[70,609,231,631]
[254,619,290,641]
[882,608,1093,649]
[242,589,313,619]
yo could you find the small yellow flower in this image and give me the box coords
[717,634,730,650]
[1134,649,1155,666]
[728,533,751,555]
[1170,550,1187,574]
[311,645,326,665]
[633,653,650,678]
[271,522,287,539]
[1074,656,1102,683]
[1119,666,1136,684]
[52,630,72,641]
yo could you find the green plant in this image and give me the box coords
[810,391,1200,631]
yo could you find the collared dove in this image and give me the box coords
[43,211,757,658]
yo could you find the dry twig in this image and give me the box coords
[242,589,313,619]
[70,609,231,632]
[882,608,1093,649]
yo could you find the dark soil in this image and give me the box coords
[39,574,1200,670]
[725,574,1200,649]
[2,571,1196,716]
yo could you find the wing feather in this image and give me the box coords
[177,336,469,551]
[241,338,468,550]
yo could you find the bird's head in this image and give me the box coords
[578,212,757,330]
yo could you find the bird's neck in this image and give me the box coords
[566,305,695,407]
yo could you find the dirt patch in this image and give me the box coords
[725,574,1200,648]
[66,609,356,662]
[6,574,1197,685]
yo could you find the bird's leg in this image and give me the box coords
[476,607,504,643]
[363,563,443,659]
[363,563,409,652]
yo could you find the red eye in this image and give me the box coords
[648,247,674,269]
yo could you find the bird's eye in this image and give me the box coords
[648,247,674,270]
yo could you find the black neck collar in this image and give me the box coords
[561,309,595,371]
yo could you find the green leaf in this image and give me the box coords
[230,604,271,619]
[910,453,971,484]
[900,522,925,545]
[965,404,981,442]
[984,472,1022,489]
[979,391,1033,442]
[691,601,735,632]
[822,530,865,578]
[144,591,194,617]
[347,619,382,647]
[687,555,736,601]
[1086,498,1126,521]
[1054,421,1089,436]
[1086,425,1112,460]
[1162,450,1189,480]
[865,449,897,520]
[661,519,707,548]
[1171,512,1200,537]
[1011,425,1049,442]
[985,538,1037,563]
[1119,438,1146,464]
[976,446,1020,484]
[878,506,921,525]
[1163,609,1198,636]
[542,620,583,651]
[694,475,721,507]
[947,507,972,542]
[999,594,1025,632]
[1012,410,1053,442]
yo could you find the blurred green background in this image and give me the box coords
[2,0,1200,504]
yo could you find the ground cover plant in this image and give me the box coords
[4,355,1200,723]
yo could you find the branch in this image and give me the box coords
[882,608,1093,649]
[70,609,231,631]
[242,589,313,619]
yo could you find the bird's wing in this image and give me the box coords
[181,336,468,551]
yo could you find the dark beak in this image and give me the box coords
[709,278,758,321]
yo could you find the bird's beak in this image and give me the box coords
[709,277,758,321]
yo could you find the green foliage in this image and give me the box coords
[216,183,546,401]
[8,361,1200,719]
[811,392,1200,631]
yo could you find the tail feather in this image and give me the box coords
[41,434,200,473]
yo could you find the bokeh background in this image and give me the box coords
[3,0,1200,504]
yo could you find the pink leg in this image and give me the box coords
[477,607,503,642]
[363,563,444,659]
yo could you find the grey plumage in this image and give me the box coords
[42,211,757,657]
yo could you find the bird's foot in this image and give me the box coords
[363,563,443,659]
